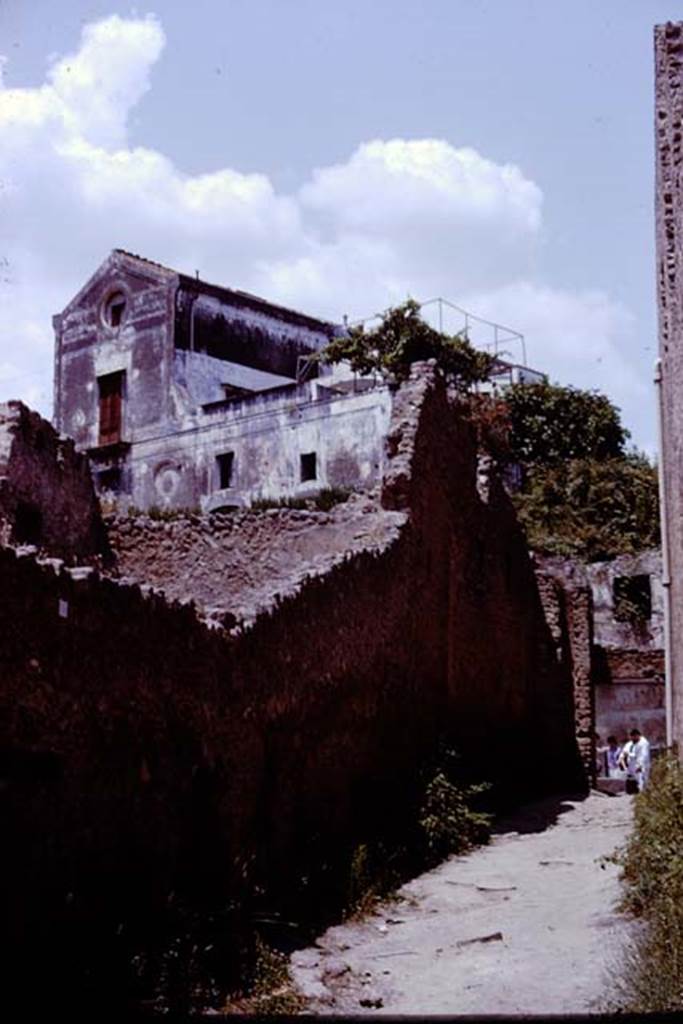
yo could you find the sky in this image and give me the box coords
[0,0,680,450]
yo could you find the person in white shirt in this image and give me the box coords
[618,728,651,792]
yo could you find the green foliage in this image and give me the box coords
[224,936,304,1015]
[342,747,492,917]
[251,487,352,512]
[609,755,683,1012]
[418,751,492,865]
[513,453,660,561]
[122,505,201,521]
[475,380,659,560]
[320,299,494,390]
[250,496,309,511]
[505,380,628,465]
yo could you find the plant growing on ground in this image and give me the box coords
[223,936,304,1016]
[418,748,492,865]
[609,754,683,1012]
[341,745,492,917]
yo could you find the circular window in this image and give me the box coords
[103,291,127,328]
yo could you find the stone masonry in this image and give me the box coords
[0,400,107,560]
[0,363,583,998]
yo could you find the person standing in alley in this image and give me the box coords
[619,728,651,793]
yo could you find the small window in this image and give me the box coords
[613,574,652,623]
[104,291,126,328]
[300,452,317,482]
[97,467,122,494]
[216,452,235,490]
[98,372,124,446]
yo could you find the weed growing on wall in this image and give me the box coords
[609,754,683,1012]
[251,487,353,512]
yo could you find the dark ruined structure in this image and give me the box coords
[53,250,391,511]
[1,363,585,1004]
[0,400,107,559]
[656,22,683,753]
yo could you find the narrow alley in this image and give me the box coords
[290,791,634,1015]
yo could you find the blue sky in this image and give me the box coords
[1,0,680,449]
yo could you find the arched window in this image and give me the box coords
[103,291,127,328]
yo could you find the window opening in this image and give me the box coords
[216,452,235,490]
[104,291,126,328]
[97,467,122,494]
[98,371,124,446]
[613,574,652,623]
[13,501,42,546]
[300,452,317,482]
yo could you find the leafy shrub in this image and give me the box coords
[513,454,660,561]
[610,754,683,1012]
[419,770,492,865]
[319,299,493,390]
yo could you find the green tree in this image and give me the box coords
[513,452,660,561]
[320,299,494,390]
[504,380,628,465]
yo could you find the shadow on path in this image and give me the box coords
[491,791,590,836]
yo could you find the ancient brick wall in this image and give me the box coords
[0,365,582,998]
[0,401,107,560]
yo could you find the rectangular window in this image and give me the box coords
[613,574,652,623]
[98,371,124,446]
[97,467,122,494]
[216,451,235,490]
[300,451,317,482]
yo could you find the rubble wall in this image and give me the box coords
[0,401,107,560]
[0,365,582,991]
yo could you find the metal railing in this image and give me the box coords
[346,296,528,367]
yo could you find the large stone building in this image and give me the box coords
[53,250,393,512]
[53,250,546,514]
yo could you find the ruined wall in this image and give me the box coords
[656,22,683,751]
[534,567,595,777]
[1,365,582,997]
[537,550,665,762]
[0,401,107,560]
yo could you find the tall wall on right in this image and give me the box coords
[655,22,683,749]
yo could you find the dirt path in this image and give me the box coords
[290,791,634,1015]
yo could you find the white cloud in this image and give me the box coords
[0,13,652,446]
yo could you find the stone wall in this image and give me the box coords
[0,401,107,560]
[1,365,582,1000]
[534,568,595,777]
[655,22,683,751]
[537,550,665,768]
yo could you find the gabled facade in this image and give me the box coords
[53,250,392,510]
